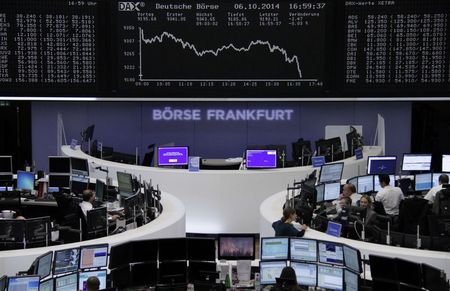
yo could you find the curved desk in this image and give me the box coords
[259,191,450,277]
[0,192,185,276]
[62,146,382,233]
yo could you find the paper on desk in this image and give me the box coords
[237,260,251,281]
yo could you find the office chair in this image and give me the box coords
[432,188,450,215]
[0,219,25,250]
[398,197,429,234]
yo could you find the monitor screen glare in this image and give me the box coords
[39,278,54,291]
[319,163,344,183]
[17,170,34,191]
[315,184,325,203]
[246,149,277,169]
[415,173,433,191]
[343,245,361,273]
[290,238,317,262]
[79,244,108,269]
[158,147,189,166]
[79,270,107,291]
[324,182,340,201]
[36,252,53,278]
[402,154,432,171]
[261,237,289,260]
[318,242,344,265]
[291,262,317,287]
[259,261,287,285]
[53,248,80,275]
[317,266,343,291]
[367,156,397,175]
[117,172,133,194]
[344,270,359,291]
[357,175,373,193]
[7,276,40,291]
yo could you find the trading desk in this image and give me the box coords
[259,191,450,278]
[0,192,185,276]
[62,145,382,233]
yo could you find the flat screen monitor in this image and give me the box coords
[70,157,89,176]
[157,146,189,166]
[317,265,343,291]
[291,262,317,287]
[315,184,325,203]
[367,156,397,175]
[7,276,39,291]
[53,247,80,275]
[36,251,53,278]
[0,156,12,173]
[402,153,432,172]
[0,186,13,192]
[0,276,6,291]
[48,157,71,174]
[71,176,89,195]
[319,163,344,183]
[346,177,357,188]
[324,182,341,201]
[395,258,422,287]
[79,244,109,269]
[218,234,255,260]
[246,149,277,169]
[432,173,444,187]
[131,240,158,263]
[422,263,446,291]
[95,179,107,202]
[374,174,396,192]
[54,272,78,291]
[318,241,344,265]
[48,175,70,188]
[188,261,217,283]
[290,238,317,262]
[17,171,34,191]
[158,238,187,261]
[344,269,359,291]
[259,261,287,285]
[109,242,131,269]
[343,245,361,273]
[158,261,187,284]
[326,221,342,237]
[414,173,433,191]
[442,154,450,172]
[116,171,133,196]
[187,237,216,261]
[78,270,107,291]
[260,237,289,260]
[357,175,374,193]
[39,278,54,291]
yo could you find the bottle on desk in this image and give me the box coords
[225,274,231,289]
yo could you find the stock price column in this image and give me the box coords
[116,0,331,98]
[0,0,100,96]
[342,0,450,96]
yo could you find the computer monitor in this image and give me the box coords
[432,173,444,187]
[187,237,216,261]
[395,258,422,287]
[259,261,287,285]
[442,154,450,172]
[414,173,433,191]
[326,221,342,237]
[317,265,343,291]
[131,239,158,263]
[188,261,217,283]
[95,179,107,202]
[369,255,397,281]
[290,238,317,262]
[71,175,89,195]
[79,244,109,269]
[116,171,133,196]
[70,157,89,176]
[343,245,362,273]
[346,177,357,188]
[367,156,397,175]
[0,276,6,291]
[36,251,53,278]
[48,157,71,174]
[344,269,359,291]
[7,276,39,291]
[157,146,189,166]
[78,270,107,291]
[290,262,317,287]
[315,184,325,203]
[402,153,432,172]
[0,156,12,173]
[218,234,255,260]
[357,175,374,193]
[318,241,344,265]
[39,278,54,291]
[422,263,447,291]
[53,247,80,275]
[158,238,187,261]
[319,163,344,183]
[246,149,277,169]
[324,182,341,201]
[54,272,78,291]
[374,174,396,192]
[17,170,34,191]
[159,261,187,284]
[48,175,70,188]
[260,237,289,260]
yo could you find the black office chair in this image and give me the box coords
[85,206,108,240]
[0,219,25,250]
[24,216,51,248]
[432,188,450,215]
[398,197,429,234]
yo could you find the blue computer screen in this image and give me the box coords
[55,273,77,291]
[17,170,34,191]
[367,156,396,175]
[318,242,344,265]
[261,237,289,260]
[326,221,342,237]
[53,248,80,275]
[324,182,341,201]
[415,173,433,191]
[246,149,277,169]
[319,163,344,183]
[7,276,40,291]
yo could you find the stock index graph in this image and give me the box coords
[116,0,331,97]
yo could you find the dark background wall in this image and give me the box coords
[31,101,412,172]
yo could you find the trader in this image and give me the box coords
[79,189,95,217]
[424,174,449,204]
[272,207,307,237]
[375,174,404,216]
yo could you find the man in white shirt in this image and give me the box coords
[375,174,404,216]
[424,174,448,204]
[79,189,95,217]
[333,183,361,208]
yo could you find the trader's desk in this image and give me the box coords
[259,191,450,278]
[62,146,382,233]
[0,192,185,276]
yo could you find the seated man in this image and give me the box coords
[79,190,121,221]
[374,174,404,216]
[424,174,449,204]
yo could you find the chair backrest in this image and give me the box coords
[398,198,429,234]
[86,206,107,239]
[432,188,450,216]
